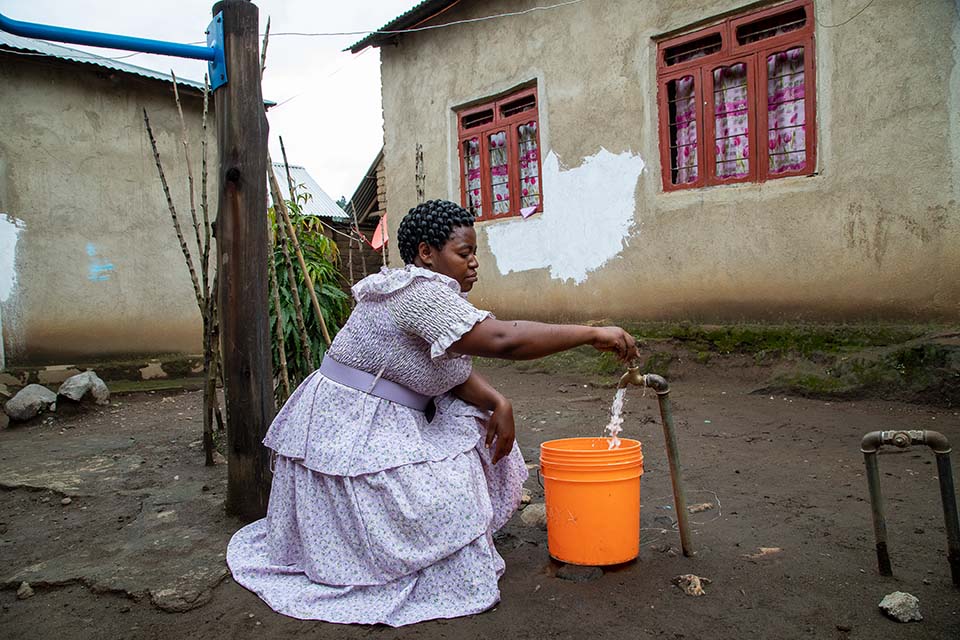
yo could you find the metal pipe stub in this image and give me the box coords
[617,367,693,557]
[860,429,960,587]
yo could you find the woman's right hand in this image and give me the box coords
[590,327,639,363]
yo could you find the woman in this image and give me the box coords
[228,200,638,626]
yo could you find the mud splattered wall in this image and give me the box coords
[378,0,960,322]
[0,55,213,366]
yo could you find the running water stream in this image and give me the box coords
[603,388,627,449]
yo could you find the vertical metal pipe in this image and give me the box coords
[934,452,960,587]
[862,449,892,576]
[655,390,693,557]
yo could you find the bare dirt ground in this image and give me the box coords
[1,360,958,639]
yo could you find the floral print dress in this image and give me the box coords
[227,265,528,627]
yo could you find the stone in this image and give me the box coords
[520,503,547,529]
[57,371,110,406]
[836,623,852,633]
[16,582,34,600]
[61,497,72,506]
[672,574,711,596]
[556,564,603,583]
[879,591,922,622]
[521,488,532,505]
[688,502,713,514]
[4,384,57,421]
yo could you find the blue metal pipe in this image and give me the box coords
[0,11,215,61]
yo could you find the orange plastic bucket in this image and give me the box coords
[540,437,643,566]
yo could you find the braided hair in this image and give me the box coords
[397,199,475,264]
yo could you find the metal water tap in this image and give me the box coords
[614,358,692,556]
[618,361,645,389]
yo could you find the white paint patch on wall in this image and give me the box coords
[484,148,644,285]
[0,212,26,369]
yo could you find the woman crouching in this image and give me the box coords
[227,199,637,626]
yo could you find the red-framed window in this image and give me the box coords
[456,86,543,221]
[656,0,816,191]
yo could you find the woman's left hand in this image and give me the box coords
[485,398,516,464]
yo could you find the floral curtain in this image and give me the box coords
[518,122,540,208]
[669,76,698,184]
[713,62,750,179]
[462,137,482,217]
[767,46,806,174]
[488,131,510,216]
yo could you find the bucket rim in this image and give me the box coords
[541,437,641,452]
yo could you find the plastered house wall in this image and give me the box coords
[378,0,960,322]
[0,55,214,366]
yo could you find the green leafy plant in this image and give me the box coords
[269,191,351,402]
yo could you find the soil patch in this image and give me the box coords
[1,365,958,639]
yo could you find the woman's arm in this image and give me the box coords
[451,319,637,362]
[452,370,515,464]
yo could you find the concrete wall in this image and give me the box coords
[379,0,960,323]
[0,54,213,366]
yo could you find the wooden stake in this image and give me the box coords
[143,109,203,308]
[267,227,291,400]
[272,144,332,346]
[213,0,274,521]
[270,183,314,370]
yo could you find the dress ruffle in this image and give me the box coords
[228,430,528,626]
[263,372,492,477]
[352,264,462,301]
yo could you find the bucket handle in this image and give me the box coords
[536,466,543,489]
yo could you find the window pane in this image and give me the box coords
[462,137,482,217]
[664,32,722,66]
[667,76,699,185]
[737,7,806,45]
[767,47,806,174]
[501,94,537,118]
[462,109,493,130]
[488,131,510,215]
[517,122,541,209]
[713,62,750,178]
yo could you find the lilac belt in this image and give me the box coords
[319,356,433,412]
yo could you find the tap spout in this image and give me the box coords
[618,365,645,389]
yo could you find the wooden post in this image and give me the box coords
[212,0,274,521]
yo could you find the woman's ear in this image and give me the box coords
[417,241,433,266]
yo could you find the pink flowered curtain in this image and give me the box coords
[488,131,510,215]
[713,62,750,178]
[462,137,482,217]
[517,122,540,208]
[767,46,806,174]
[669,76,698,184]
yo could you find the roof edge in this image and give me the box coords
[347,0,460,53]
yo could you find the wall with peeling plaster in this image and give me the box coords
[0,54,212,366]
[378,0,960,322]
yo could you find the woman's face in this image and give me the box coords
[416,226,480,292]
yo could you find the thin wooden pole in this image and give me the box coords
[271,188,314,370]
[277,138,332,345]
[213,0,274,521]
[266,227,290,400]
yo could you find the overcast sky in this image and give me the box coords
[0,0,418,201]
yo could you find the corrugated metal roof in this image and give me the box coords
[0,31,207,91]
[348,0,459,53]
[348,147,384,224]
[271,163,349,220]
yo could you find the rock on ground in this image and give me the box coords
[16,582,34,599]
[879,591,922,622]
[4,384,57,421]
[57,371,110,405]
[673,574,711,596]
[520,502,547,529]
